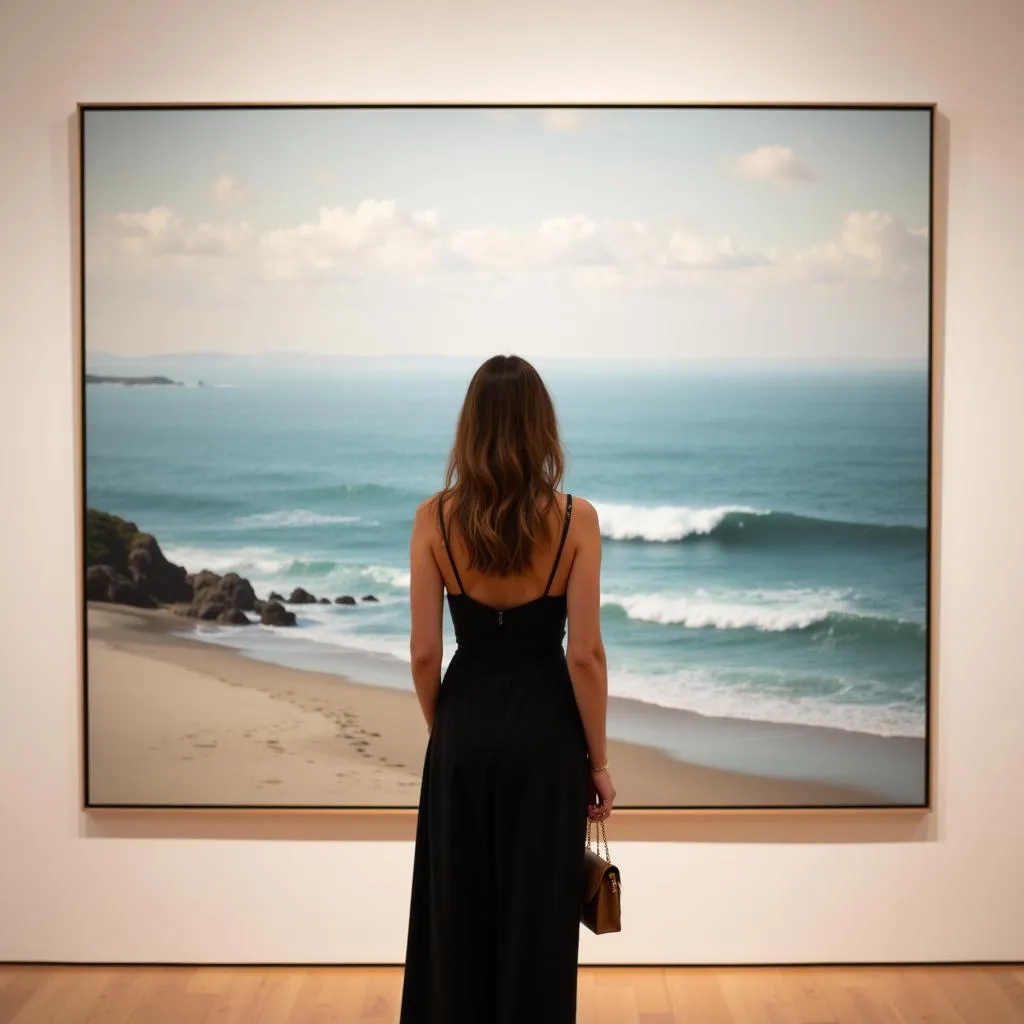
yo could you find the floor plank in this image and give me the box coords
[0,964,1022,1023]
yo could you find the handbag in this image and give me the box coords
[581,816,622,934]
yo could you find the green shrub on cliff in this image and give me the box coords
[86,508,143,573]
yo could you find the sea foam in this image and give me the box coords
[592,501,765,542]
[233,509,365,528]
[600,588,848,631]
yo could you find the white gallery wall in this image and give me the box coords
[1,0,1023,964]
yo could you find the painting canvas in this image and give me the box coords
[81,104,932,809]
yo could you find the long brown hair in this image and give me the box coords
[439,354,566,577]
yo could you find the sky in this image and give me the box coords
[84,106,932,364]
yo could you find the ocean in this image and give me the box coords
[85,358,929,744]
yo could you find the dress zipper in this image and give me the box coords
[497,609,503,626]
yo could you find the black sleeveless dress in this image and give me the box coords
[400,493,591,1024]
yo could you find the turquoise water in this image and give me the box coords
[85,359,928,740]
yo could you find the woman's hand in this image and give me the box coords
[588,769,616,821]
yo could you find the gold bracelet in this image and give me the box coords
[589,760,609,773]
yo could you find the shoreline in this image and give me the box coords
[86,603,903,807]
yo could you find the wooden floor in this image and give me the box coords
[1,964,1023,1023]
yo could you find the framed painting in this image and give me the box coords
[80,103,933,810]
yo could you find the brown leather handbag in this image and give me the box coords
[581,817,622,934]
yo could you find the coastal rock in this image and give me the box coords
[109,577,158,607]
[361,594,379,603]
[268,591,284,602]
[261,600,297,627]
[334,595,356,605]
[86,564,158,608]
[128,534,192,603]
[86,507,266,619]
[288,587,318,604]
[86,564,117,601]
[189,569,222,593]
[318,597,330,604]
[217,607,251,625]
[218,572,257,610]
[86,509,195,608]
[86,509,141,576]
[191,571,257,611]
[194,601,227,621]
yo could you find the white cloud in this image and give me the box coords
[729,145,813,184]
[662,229,771,270]
[449,227,526,272]
[110,206,252,257]
[257,200,445,279]
[782,211,928,282]
[212,174,245,203]
[87,199,925,297]
[536,215,610,264]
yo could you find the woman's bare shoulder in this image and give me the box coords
[566,493,595,515]
[565,493,598,531]
[415,490,445,521]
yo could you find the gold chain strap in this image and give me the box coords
[585,816,610,862]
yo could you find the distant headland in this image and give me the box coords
[85,374,191,386]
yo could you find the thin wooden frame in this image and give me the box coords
[78,102,936,815]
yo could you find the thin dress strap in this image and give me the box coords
[542,493,573,597]
[437,494,465,595]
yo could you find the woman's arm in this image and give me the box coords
[564,497,608,767]
[408,497,445,730]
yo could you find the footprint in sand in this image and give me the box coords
[195,743,217,749]
[262,778,283,785]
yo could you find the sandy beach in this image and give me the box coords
[85,603,889,808]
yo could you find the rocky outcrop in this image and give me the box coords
[288,587,318,604]
[260,600,296,626]
[86,509,141,576]
[128,534,193,603]
[334,595,356,605]
[85,508,294,626]
[86,565,158,608]
[191,571,257,612]
[217,608,252,625]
